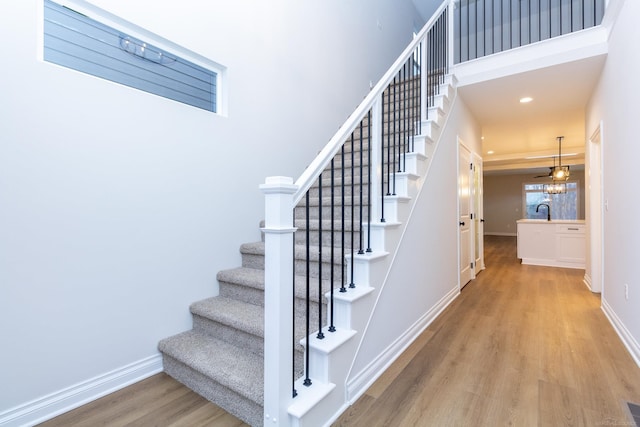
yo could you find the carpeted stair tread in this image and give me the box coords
[158,330,263,405]
[191,296,264,337]
[240,241,265,256]
[217,267,265,290]
[242,241,356,264]
[217,266,336,302]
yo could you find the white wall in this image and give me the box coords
[346,94,481,394]
[0,0,425,420]
[586,0,640,364]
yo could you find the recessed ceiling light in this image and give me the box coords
[520,97,533,103]
[487,150,494,155]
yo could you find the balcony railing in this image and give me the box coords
[454,0,605,63]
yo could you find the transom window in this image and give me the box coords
[523,182,579,220]
[43,0,223,113]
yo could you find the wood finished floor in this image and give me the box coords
[334,236,640,427]
[39,236,640,426]
[37,372,249,427]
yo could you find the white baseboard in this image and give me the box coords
[601,299,640,369]
[345,285,459,402]
[0,354,163,427]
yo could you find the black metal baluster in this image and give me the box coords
[317,174,324,340]
[441,13,444,78]
[570,0,573,32]
[430,26,435,109]
[418,41,422,133]
[303,192,312,387]
[358,120,364,255]
[560,0,563,35]
[329,159,336,332]
[397,70,402,174]
[445,10,448,77]
[467,0,471,60]
[386,84,392,198]
[459,1,462,63]
[340,145,346,293]
[509,0,513,49]
[381,88,386,223]
[444,9,449,76]
[499,0,504,52]
[549,0,552,39]
[401,63,406,173]
[439,11,442,77]
[349,133,356,289]
[292,220,297,398]
[412,47,417,135]
[538,0,542,42]
[392,75,397,195]
[366,109,372,253]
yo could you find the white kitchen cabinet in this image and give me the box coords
[516,220,585,269]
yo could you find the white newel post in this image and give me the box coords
[260,176,298,427]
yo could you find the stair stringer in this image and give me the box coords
[286,75,457,427]
[343,76,459,405]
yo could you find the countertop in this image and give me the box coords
[517,219,585,224]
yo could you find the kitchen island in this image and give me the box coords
[516,219,586,269]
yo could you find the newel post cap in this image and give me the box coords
[260,176,298,194]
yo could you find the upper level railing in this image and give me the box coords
[454,0,605,63]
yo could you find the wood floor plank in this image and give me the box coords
[37,373,249,427]
[364,329,435,399]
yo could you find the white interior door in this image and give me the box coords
[459,142,472,288]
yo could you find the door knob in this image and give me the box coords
[480,219,485,223]
[459,221,465,226]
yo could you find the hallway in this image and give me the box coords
[334,236,640,426]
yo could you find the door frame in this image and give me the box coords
[472,151,485,272]
[458,138,474,288]
[586,123,604,294]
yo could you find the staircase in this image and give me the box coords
[158,79,454,427]
[159,4,454,426]
[157,139,371,426]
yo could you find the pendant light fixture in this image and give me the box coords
[544,182,567,194]
[551,136,570,181]
[544,152,567,194]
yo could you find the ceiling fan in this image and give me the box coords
[533,166,553,179]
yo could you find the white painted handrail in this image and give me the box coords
[292,0,451,207]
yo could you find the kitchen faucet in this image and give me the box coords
[536,203,551,221]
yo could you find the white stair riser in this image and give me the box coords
[402,153,427,176]
[381,196,411,223]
